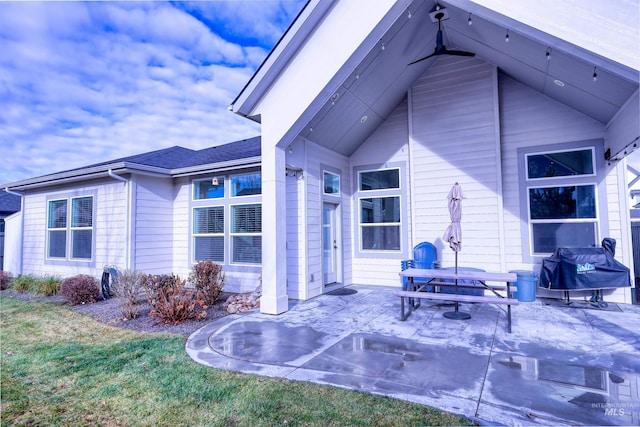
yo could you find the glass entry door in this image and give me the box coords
[322,203,339,285]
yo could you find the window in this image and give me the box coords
[231,204,261,264]
[47,196,93,261]
[356,168,401,252]
[194,178,225,200]
[231,173,261,197]
[193,207,224,262]
[522,145,601,255]
[323,171,340,196]
[527,149,594,179]
[191,173,262,266]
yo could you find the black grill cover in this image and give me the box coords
[540,244,630,290]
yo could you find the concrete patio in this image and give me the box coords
[186,285,640,426]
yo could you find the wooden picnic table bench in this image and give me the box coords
[396,268,519,332]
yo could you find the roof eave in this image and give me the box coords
[4,162,171,191]
[229,0,335,118]
[171,156,262,177]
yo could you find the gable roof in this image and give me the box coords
[0,191,21,214]
[231,0,639,156]
[5,136,261,191]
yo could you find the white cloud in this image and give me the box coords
[0,0,306,185]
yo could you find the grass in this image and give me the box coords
[0,296,471,426]
[9,274,61,296]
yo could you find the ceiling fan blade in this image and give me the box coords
[408,8,476,65]
[443,49,475,57]
[408,51,437,65]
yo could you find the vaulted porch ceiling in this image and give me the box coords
[298,0,639,156]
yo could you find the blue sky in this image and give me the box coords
[0,0,307,185]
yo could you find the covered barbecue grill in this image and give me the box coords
[539,238,630,306]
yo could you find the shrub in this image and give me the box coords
[111,269,144,319]
[188,261,225,306]
[34,276,61,296]
[0,271,13,290]
[141,274,178,307]
[12,275,37,293]
[142,274,207,324]
[60,275,100,305]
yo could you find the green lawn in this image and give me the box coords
[0,296,471,426]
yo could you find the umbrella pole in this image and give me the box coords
[444,251,471,320]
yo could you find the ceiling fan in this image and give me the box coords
[409,9,475,65]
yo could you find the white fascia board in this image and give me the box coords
[447,0,640,73]
[5,162,171,191]
[170,156,262,177]
[254,0,404,148]
[230,0,335,118]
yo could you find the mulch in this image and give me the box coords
[0,289,233,336]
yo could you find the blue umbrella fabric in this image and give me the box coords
[443,183,464,252]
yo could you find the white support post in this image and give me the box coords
[260,131,289,314]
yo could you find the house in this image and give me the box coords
[0,191,21,270]
[228,0,639,313]
[3,137,264,293]
[4,0,639,311]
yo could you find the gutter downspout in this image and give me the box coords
[108,170,132,270]
[4,188,24,274]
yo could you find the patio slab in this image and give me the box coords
[186,285,640,426]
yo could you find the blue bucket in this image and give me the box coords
[509,270,538,302]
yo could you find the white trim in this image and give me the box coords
[407,87,417,250]
[491,65,507,272]
[526,182,599,256]
[525,147,597,181]
[229,202,262,266]
[617,157,634,303]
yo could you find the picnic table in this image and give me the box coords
[396,268,519,332]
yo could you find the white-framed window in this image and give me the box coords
[356,167,401,252]
[191,172,262,266]
[231,172,261,197]
[522,145,602,256]
[323,170,340,196]
[230,203,261,264]
[193,177,225,200]
[193,206,224,262]
[47,195,94,261]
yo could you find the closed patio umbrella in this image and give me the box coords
[442,182,470,320]
[443,183,464,252]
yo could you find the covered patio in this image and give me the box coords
[231,0,640,314]
[187,285,640,425]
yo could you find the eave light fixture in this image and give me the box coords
[546,47,551,60]
[467,13,472,25]
[592,67,598,82]
[505,29,510,42]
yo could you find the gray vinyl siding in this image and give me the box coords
[286,170,306,299]
[172,176,190,277]
[500,75,631,303]
[133,175,173,275]
[499,74,607,270]
[301,141,352,298]
[409,57,502,274]
[20,179,128,278]
[350,95,410,287]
